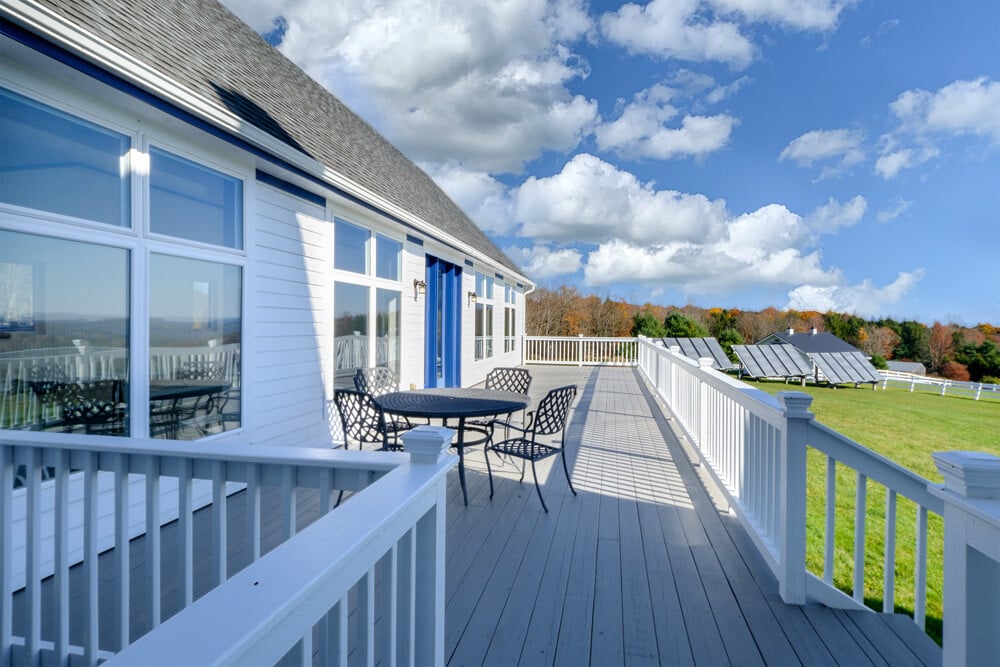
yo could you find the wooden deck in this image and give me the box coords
[442,365,941,666]
[12,365,942,665]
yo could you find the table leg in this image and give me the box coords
[457,416,468,506]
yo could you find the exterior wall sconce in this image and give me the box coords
[467,291,478,306]
[413,278,427,296]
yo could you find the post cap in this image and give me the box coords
[933,451,1000,499]
[401,425,455,464]
[698,357,714,368]
[777,391,815,419]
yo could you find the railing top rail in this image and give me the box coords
[0,430,401,474]
[525,336,638,342]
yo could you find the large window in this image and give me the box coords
[0,230,129,434]
[0,88,130,227]
[333,221,402,387]
[150,147,243,249]
[149,255,242,439]
[474,273,494,360]
[504,285,517,353]
[0,87,245,440]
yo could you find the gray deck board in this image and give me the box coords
[16,365,942,665]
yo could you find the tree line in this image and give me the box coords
[525,285,1000,383]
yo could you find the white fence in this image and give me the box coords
[635,338,998,661]
[2,430,455,665]
[879,369,1000,401]
[521,336,638,367]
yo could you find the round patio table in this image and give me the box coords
[376,388,530,506]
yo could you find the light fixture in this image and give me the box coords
[413,278,427,296]
[468,291,478,305]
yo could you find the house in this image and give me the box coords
[1,0,533,449]
[757,327,880,387]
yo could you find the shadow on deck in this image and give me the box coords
[443,365,941,666]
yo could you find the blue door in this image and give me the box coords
[424,256,462,387]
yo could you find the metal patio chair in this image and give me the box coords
[467,366,533,444]
[484,384,577,513]
[333,389,406,452]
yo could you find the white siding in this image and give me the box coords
[249,184,331,447]
[400,239,427,388]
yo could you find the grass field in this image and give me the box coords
[746,380,1000,644]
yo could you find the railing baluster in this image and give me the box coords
[396,529,415,667]
[178,458,194,607]
[358,568,375,667]
[145,456,162,630]
[247,463,261,563]
[914,505,928,629]
[853,472,867,604]
[883,489,897,612]
[83,451,99,665]
[54,449,70,664]
[824,456,836,584]
[0,446,12,666]
[212,461,227,586]
[381,547,399,667]
[281,465,296,540]
[25,447,41,664]
[114,452,130,650]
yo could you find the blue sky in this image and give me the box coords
[222,0,999,326]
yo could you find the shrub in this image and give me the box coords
[939,361,970,382]
[981,375,1000,386]
[869,354,888,369]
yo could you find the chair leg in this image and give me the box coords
[519,460,527,483]
[561,450,577,496]
[530,460,548,513]
[485,446,495,500]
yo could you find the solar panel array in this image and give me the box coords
[732,344,813,379]
[811,351,881,385]
[661,337,737,370]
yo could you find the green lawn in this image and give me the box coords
[746,380,1000,644]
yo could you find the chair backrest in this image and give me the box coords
[333,389,389,448]
[484,367,532,395]
[531,385,577,437]
[354,367,399,397]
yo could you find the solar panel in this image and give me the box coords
[812,351,881,385]
[732,344,813,379]
[661,337,736,370]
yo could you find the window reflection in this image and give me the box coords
[334,282,369,389]
[0,230,129,434]
[0,88,130,227]
[149,254,241,439]
[376,289,401,378]
[334,219,369,274]
[149,148,243,249]
[375,234,401,281]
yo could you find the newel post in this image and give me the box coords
[930,451,1000,667]
[776,391,813,604]
[400,426,454,666]
[697,358,714,448]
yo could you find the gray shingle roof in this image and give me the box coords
[23,0,523,277]
[762,331,858,354]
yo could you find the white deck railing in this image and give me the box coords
[879,369,1000,401]
[635,337,999,661]
[521,335,638,367]
[1,430,455,666]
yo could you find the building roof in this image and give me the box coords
[660,337,736,370]
[886,361,926,375]
[760,330,859,354]
[12,0,524,279]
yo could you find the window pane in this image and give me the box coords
[375,235,401,281]
[475,302,484,360]
[334,282,369,388]
[150,254,242,439]
[150,147,243,249]
[335,219,369,274]
[0,88,130,226]
[485,304,494,358]
[376,289,401,378]
[0,230,129,435]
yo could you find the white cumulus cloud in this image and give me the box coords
[600,0,755,69]
[876,197,912,223]
[512,153,728,245]
[709,0,855,31]
[505,245,583,278]
[595,84,738,159]
[877,77,1000,178]
[785,269,924,317]
[779,128,865,177]
[421,162,515,235]
[805,195,866,235]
